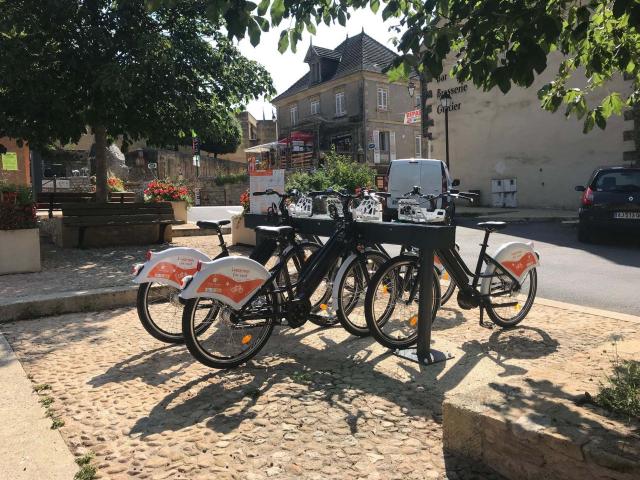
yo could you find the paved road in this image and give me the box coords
[443,219,640,316]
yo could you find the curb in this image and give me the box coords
[537,297,640,324]
[0,286,137,323]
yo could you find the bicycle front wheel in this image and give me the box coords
[335,250,388,336]
[365,256,441,350]
[485,268,537,328]
[182,287,277,369]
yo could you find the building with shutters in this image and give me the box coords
[272,31,423,172]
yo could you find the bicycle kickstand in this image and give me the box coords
[478,306,493,329]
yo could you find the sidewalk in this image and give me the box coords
[0,334,77,479]
[457,205,577,222]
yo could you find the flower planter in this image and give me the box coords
[0,228,41,275]
[231,214,256,246]
[170,201,188,223]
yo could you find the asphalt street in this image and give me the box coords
[434,219,640,316]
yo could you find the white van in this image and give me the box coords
[383,158,458,221]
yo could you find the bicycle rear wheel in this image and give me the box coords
[182,286,277,369]
[485,268,537,328]
[365,256,441,350]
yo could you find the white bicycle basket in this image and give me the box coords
[288,194,313,218]
[352,197,382,222]
[325,197,344,218]
[397,198,447,223]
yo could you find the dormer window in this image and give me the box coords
[311,62,321,83]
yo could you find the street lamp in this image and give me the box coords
[439,92,452,170]
[407,81,416,98]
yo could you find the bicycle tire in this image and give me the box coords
[137,282,216,343]
[439,270,456,305]
[334,250,389,336]
[182,287,277,369]
[364,255,441,350]
[485,268,537,328]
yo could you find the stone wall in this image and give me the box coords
[196,181,248,206]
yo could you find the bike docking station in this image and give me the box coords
[244,213,456,366]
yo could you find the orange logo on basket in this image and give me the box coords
[148,262,197,284]
[196,274,264,303]
[501,252,537,277]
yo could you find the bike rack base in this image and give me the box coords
[393,348,453,365]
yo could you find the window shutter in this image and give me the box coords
[389,131,396,161]
[373,129,380,164]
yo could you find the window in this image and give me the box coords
[594,170,640,192]
[377,87,388,110]
[415,135,422,157]
[310,98,320,115]
[335,91,346,116]
[311,63,321,82]
[415,93,421,109]
[379,131,388,152]
[290,105,298,126]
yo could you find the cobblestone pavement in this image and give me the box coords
[0,235,240,300]
[3,302,639,479]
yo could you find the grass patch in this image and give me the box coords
[33,383,51,392]
[291,370,313,384]
[595,359,640,420]
[74,452,96,480]
[50,418,65,429]
[39,396,54,407]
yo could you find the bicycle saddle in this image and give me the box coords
[196,220,230,230]
[255,225,294,237]
[477,221,507,232]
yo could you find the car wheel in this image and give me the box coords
[577,222,592,243]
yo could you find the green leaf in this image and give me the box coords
[306,22,316,35]
[387,61,411,83]
[338,10,346,26]
[602,93,624,117]
[254,16,270,32]
[595,110,607,130]
[248,19,261,46]
[277,29,289,53]
[257,0,270,17]
[583,112,596,133]
[370,0,380,14]
[270,0,285,25]
[492,67,511,94]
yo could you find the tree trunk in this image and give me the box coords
[94,125,108,203]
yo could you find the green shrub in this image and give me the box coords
[286,148,375,193]
[596,359,640,420]
[214,172,249,186]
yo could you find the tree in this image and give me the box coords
[198,112,242,158]
[0,0,274,201]
[163,0,639,134]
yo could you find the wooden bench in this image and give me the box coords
[61,202,178,248]
[37,191,136,218]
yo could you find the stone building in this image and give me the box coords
[219,111,278,163]
[273,31,422,172]
[427,56,638,209]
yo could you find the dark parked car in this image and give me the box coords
[575,166,640,242]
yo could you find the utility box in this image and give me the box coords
[491,178,517,207]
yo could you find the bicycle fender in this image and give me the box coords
[179,256,270,310]
[331,252,359,311]
[480,242,540,295]
[132,247,211,289]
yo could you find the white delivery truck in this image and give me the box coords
[382,158,459,221]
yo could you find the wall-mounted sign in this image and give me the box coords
[403,109,421,125]
[148,162,158,169]
[1,152,18,171]
[368,143,376,150]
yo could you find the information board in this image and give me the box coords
[249,169,285,214]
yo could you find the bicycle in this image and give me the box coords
[396,186,465,305]
[179,189,418,369]
[132,189,325,343]
[365,196,540,350]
